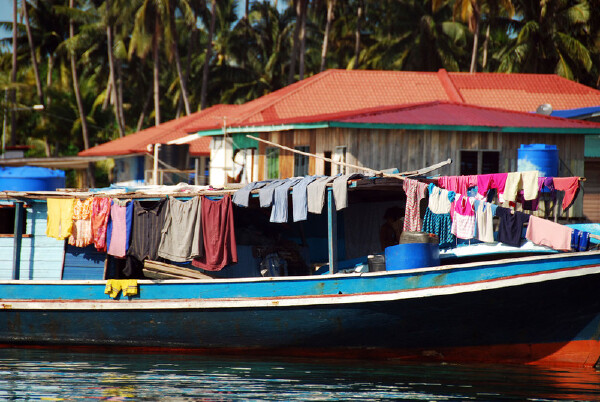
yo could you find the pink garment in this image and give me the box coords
[91,197,111,252]
[553,177,580,210]
[107,202,127,257]
[438,175,476,195]
[477,173,507,199]
[450,195,476,239]
[403,179,428,232]
[525,215,573,251]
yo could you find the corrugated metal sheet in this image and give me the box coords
[62,244,106,280]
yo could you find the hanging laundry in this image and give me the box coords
[68,198,93,247]
[525,215,573,251]
[46,198,75,240]
[258,179,288,208]
[292,176,318,222]
[571,229,590,252]
[451,195,476,240]
[270,177,303,223]
[307,176,337,214]
[107,199,133,258]
[553,177,580,210]
[233,180,272,207]
[91,197,111,252]
[332,173,363,211]
[104,279,138,299]
[158,197,203,262]
[474,200,496,243]
[477,173,508,201]
[422,184,456,246]
[403,178,428,232]
[437,175,477,196]
[504,171,539,202]
[496,206,530,247]
[125,198,168,278]
[192,195,237,271]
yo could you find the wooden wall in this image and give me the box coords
[584,159,600,222]
[256,128,586,217]
[0,202,65,280]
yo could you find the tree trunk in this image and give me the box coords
[201,0,216,110]
[288,0,302,84]
[69,0,93,187]
[10,0,17,146]
[245,0,249,19]
[46,53,53,88]
[298,0,308,80]
[353,2,362,68]
[116,57,126,130]
[320,0,335,72]
[469,18,480,73]
[482,23,490,70]
[106,0,125,137]
[136,86,153,132]
[153,12,161,126]
[169,0,191,115]
[22,0,44,106]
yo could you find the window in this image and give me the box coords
[266,147,280,179]
[324,151,332,176]
[460,150,500,175]
[333,146,347,175]
[0,204,27,236]
[294,146,309,176]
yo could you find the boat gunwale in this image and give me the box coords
[0,249,598,286]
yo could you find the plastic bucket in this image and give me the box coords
[384,243,440,270]
[367,254,386,272]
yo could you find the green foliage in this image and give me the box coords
[1,0,599,162]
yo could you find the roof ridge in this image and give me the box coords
[437,69,464,103]
[232,70,337,124]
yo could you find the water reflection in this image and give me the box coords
[0,348,598,401]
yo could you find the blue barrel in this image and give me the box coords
[0,166,66,191]
[384,243,440,270]
[517,144,559,177]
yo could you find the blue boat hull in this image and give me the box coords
[2,253,600,367]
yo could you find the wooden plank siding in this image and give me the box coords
[0,202,65,280]
[256,128,586,217]
[583,159,600,223]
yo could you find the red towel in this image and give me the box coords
[553,177,580,210]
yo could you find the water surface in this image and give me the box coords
[0,349,599,401]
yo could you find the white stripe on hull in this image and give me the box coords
[2,264,599,311]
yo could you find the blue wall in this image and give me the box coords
[0,202,65,280]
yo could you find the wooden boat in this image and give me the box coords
[1,174,599,368]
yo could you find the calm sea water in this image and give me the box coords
[0,349,599,401]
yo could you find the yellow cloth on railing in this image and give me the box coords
[104,279,138,298]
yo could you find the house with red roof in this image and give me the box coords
[80,69,600,219]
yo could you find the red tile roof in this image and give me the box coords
[185,69,600,133]
[81,69,600,156]
[79,105,239,157]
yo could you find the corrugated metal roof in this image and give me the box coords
[333,101,600,129]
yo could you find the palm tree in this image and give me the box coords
[22,1,45,106]
[496,0,594,82]
[10,0,17,146]
[201,0,216,109]
[320,0,335,71]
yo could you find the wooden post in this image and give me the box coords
[327,188,338,274]
[12,201,23,280]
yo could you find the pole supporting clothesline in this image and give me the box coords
[245,135,451,179]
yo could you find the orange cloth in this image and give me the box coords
[553,177,580,210]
